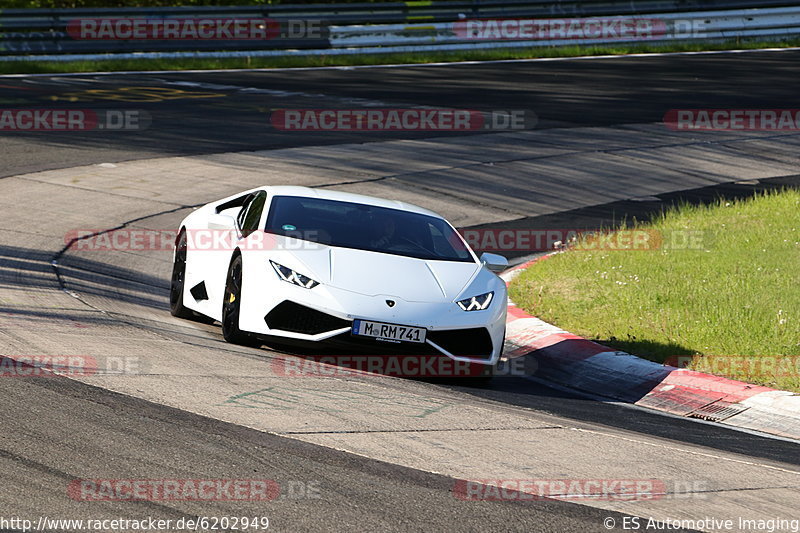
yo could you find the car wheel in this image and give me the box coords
[170,230,195,319]
[222,255,261,347]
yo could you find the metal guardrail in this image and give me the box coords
[330,6,800,47]
[0,1,798,60]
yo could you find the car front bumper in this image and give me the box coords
[238,282,507,365]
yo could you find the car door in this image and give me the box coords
[218,191,268,313]
[234,190,272,332]
[184,191,264,321]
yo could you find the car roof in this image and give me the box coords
[263,186,444,219]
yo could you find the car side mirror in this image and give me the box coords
[480,252,508,273]
[208,214,236,231]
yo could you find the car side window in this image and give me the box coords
[236,194,254,230]
[240,191,267,237]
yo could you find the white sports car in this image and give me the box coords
[170,186,508,366]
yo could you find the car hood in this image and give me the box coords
[288,246,481,303]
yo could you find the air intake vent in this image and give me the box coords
[265,301,350,335]
[190,281,208,301]
[428,328,494,359]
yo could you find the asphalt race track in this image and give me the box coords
[2,49,800,175]
[1,50,799,532]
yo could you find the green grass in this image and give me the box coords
[3,37,800,75]
[509,190,800,391]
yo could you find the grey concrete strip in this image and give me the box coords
[14,123,799,228]
[614,144,797,181]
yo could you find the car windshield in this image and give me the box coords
[264,195,474,262]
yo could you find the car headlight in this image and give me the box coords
[270,260,319,289]
[456,291,493,311]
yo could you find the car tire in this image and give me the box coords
[170,230,195,319]
[222,254,261,347]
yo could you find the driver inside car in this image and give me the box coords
[370,216,397,249]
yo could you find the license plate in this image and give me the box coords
[352,319,426,344]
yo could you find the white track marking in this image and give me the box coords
[1,46,799,78]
